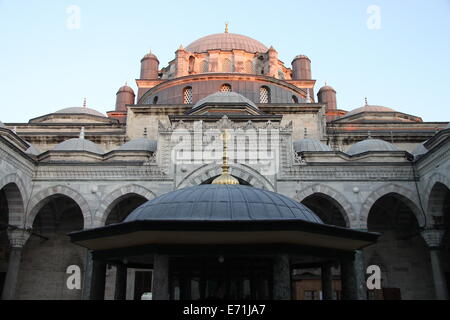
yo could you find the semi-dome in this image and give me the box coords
[346,138,399,155]
[186,33,268,53]
[25,142,41,156]
[124,184,323,223]
[345,105,395,117]
[193,92,258,110]
[117,138,157,152]
[54,107,106,118]
[411,141,428,157]
[53,138,104,154]
[293,138,332,152]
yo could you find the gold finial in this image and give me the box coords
[225,22,229,33]
[212,129,239,185]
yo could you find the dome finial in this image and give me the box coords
[365,97,368,106]
[80,127,85,140]
[225,22,229,33]
[83,98,87,108]
[367,130,372,139]
[143,127,147,138]
[212,129,239,185]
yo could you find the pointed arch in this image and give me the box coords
[0,174,28,227]
[93,184,155,227]
[360,184,424,229]
[177,162,275,191]
[26,185,92,229]
[295,184,354,227]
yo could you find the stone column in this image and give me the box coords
[152,254,169,300]
[321,263,333,300]
[90,258,106,300]
[81,249,93,300]
[340,251,366,300]
[114,263,127,300]
[421,229,449,300]
[273,254,291,300]
[1,229,30,300]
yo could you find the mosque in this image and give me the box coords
[0,27,449,300]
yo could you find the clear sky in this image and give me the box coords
[1,0,449,123]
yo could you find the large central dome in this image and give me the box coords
[186,33,268,53]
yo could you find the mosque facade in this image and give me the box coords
[0,29,449,300]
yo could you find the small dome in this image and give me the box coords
[345,105,395,117]
[54,107,106,118]
[346,138,399,155]
[186,33,268,53]
[117,85,135,95]
[117,138,157,152]
[293,55,310,61]
[125,184,323,223]
[411,142,428,157]
[53,138,104,154]
[293,138,332,152]
[318,85,336,93]
[193,92,258,110]
[141,51,159,61]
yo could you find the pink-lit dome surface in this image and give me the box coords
[186,33,268,53]
[345,105,395,117]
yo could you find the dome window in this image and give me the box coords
[183,87,193,104]
[222,58,233,73]
[188,56,195,74]
[220,84,232,92]
[260,86,271,103]
[292,95,298,103]
[202,60,209,73]
[153,96,158,105]
[245,60,253,74]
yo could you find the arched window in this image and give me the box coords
[202,60,209,73]
[183,86,193,104]
[153,96,158,105]
[278,70,285,80]
[292,95,298,103]
[188,56,195,74]
[222,58,232,73]
[220,84,232,92]
[245,60,253,74]
[260,86,270,103]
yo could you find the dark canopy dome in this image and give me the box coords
[125,184,323,224]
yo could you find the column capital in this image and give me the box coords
[421,228,445,249]
[7,229,30,248]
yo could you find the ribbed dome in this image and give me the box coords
[117,85,135,95]
[124,184,323,223]
[293,138,332,152]
[54,107,106,118]
[346,105,395,117]
[346,138,399,155]
[117,138,157,152]
[193,92,258,110]
[53,138,104,154]
[186,33,268,53]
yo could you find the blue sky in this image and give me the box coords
[1,0,449,123]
